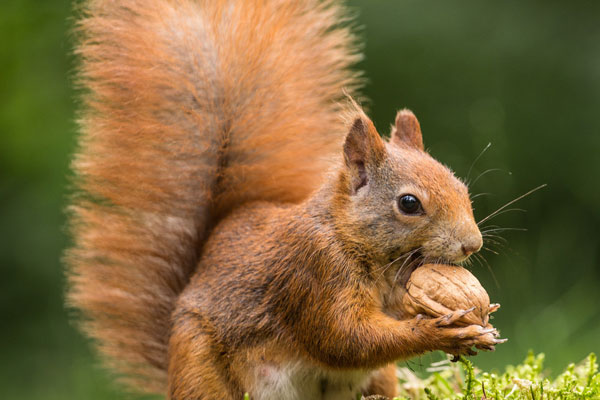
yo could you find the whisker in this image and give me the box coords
[470,168,505,187]
[482,233,508,244]
[480,224,502,234]
[483,242,505,252]
[480,227,527,234]
[483,247,499,255]
[391,247,423,288]
[471,192,492,201]
[466,142,492,185]
[378,256,400,273]
[482,237,505,248]
[393,253,415,276]
[472,253,482,268]
[477,208,527,225]
[464,258,472,268]
[376,254,405,277]
[478,184,547,226]
[473,253,500,288]
[481,224,501,229]
[482,232,507,239]
[376,247,422,275]
[395,247,421,270]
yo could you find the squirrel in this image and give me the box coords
[66,0,502,399]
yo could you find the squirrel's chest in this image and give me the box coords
[249,361,370,400]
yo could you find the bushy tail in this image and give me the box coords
[66,0,361,394]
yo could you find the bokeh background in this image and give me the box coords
[1,0,599,398]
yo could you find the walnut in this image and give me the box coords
[402,264,491,326]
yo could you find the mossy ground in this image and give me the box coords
[392,352,599,400]
[241,352,599,400]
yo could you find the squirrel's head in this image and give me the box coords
[335,109,482,267]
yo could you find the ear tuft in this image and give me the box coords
[343,115,385,193]
[343,118,366,164]
[391,109,424,150]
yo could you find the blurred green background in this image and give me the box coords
[1,0,598,398]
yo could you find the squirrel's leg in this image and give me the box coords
[303,289,499,368]
[362,364,398,398]
[167,311,239,400]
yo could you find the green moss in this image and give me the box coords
[394,352,599,400]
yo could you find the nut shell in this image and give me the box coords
[402,264,490,326]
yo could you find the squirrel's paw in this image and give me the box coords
[414,310,506,358]
[489,303,501,314]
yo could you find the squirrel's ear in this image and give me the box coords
[391,109,424,151]
[343,116,386,193]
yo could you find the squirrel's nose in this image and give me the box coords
[461,235,483,256]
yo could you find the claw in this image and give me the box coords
[484,323,500,337]
[435,312,454,327]
[479,328,497,335]
[489,303,501,313]
[494,338,508,344]
[460,307,476,316]
[436,308,476,327]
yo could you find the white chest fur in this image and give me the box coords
[250,361,371,400]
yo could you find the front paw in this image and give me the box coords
[413,310,507,357]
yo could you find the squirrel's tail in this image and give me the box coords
[66,0,361,394]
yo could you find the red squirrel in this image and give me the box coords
[66,1,501,399]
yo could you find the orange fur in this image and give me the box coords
[66,1,494,399]
[163,113,491,399]
[67,0,361,393]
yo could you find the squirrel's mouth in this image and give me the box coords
[391,249,462,289]
[411,250,462,269]
[409,249,423,266]
[388,249,423,289]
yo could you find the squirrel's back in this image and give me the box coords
[66,0,361,393]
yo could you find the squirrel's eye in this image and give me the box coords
[398,194,423,215]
